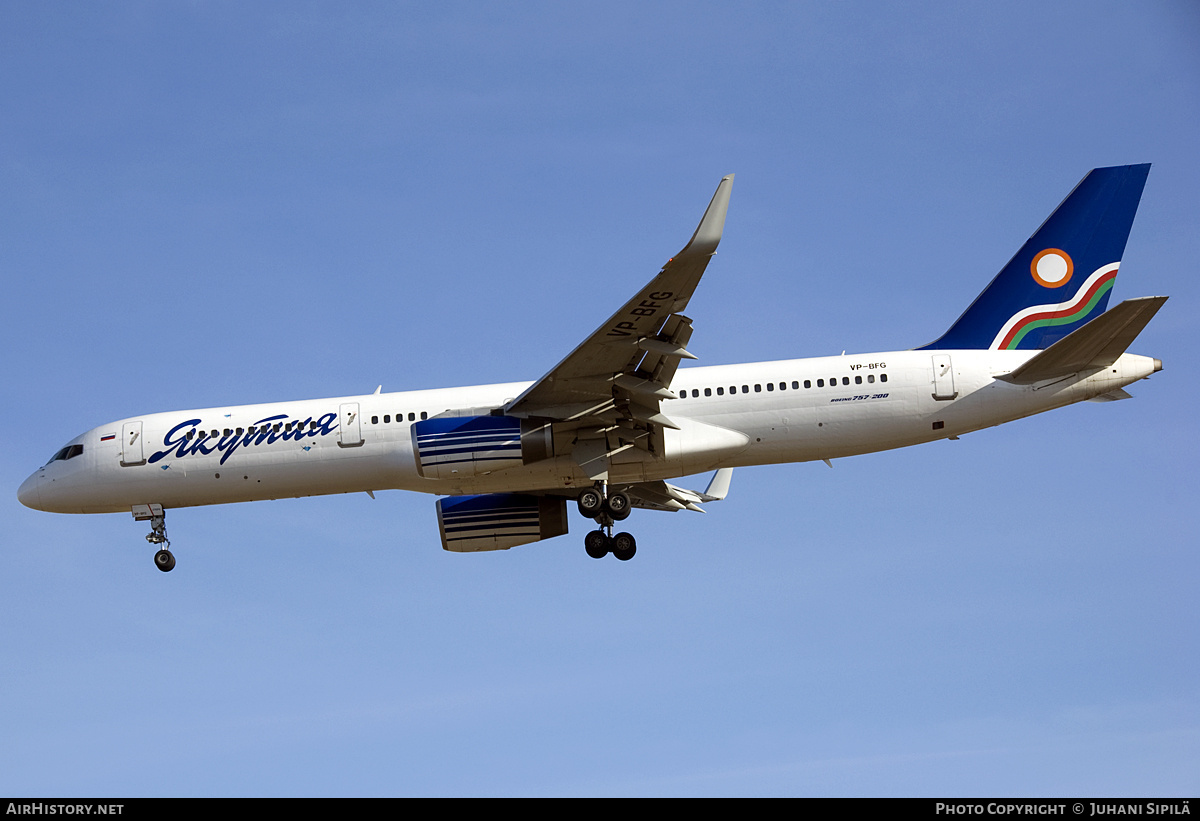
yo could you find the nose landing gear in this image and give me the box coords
[133,504,175,573]
[578,486,638,561]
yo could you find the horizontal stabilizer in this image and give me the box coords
[998,296,1167,385]
[1088,388,1133,403]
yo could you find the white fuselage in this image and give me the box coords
[18,349,1160,516]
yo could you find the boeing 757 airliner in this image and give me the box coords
[18,166,1166,570]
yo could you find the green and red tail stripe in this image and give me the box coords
[995,264,1119,350]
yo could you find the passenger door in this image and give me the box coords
[120,421,145,466]
[338,403,363,447]
[931,355,958,401]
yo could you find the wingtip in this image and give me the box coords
[680,175,734,256]
[701,467,733,501]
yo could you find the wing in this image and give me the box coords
[503,174,734,475]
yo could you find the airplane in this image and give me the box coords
[18,165,1166,571]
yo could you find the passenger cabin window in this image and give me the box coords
[717,387,724,395]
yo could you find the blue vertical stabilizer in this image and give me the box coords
[920,164,1150,351]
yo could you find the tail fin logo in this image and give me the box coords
[991,263,1119,350]
[1031,248,1073,288]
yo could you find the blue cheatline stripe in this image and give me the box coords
[418,441,521,456]
[419,443,521,456]
[444,515,539,529]
[446,526,540,537]
[424,455,522,468]
[442,504,541,537]
[443,508,538,523]
[445,526,538,535]
[424,457,523,471]
[416,430,521,444]
[417,436,520,448]
[421,446,520,457]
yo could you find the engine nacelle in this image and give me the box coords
[436,494,568,552]
[412,414,554,480]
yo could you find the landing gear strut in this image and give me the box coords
[578,485,638,561]
[133,504,175,572]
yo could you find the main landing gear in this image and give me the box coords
[133,504,175,572]
[577,485,637,561]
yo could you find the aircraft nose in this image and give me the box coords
[17,471,42,511]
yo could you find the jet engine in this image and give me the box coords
[412,415,554,480]
[436,493,568,552]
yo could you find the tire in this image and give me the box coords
[577,488,604,518]
[584,530,609,559]
[154,550,176,572]
[605,491,632,521]
[612,532,636,561]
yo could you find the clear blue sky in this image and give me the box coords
[2,1,1197,796]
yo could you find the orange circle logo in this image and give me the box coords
[1030,248,1073,288]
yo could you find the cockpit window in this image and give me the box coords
[45,444,84,465]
